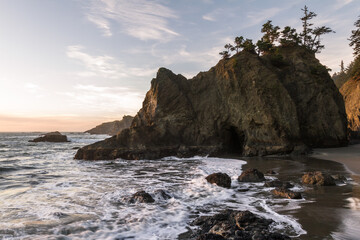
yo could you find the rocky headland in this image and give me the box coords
[75,46,348,160]
[339,75,360,138]
[85,115,134,136]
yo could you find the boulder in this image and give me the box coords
[271,187,302,199]
[205,172,231,188]
[238,168,265,182]
[264,180,294,189]
[191,209,290,240]
[75,46,347,160]
[124,191,155,203]
[301,171,336,186]
[29,131,69,143]
[85,115,134,135]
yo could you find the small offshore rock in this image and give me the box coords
[302,171,336,186]
[154,189,171,200]
[206,172,231,188]
[238,168,265,182]
[264,180,294,189]
[126,191,155,203]
[271,187,302,199]
[29,131,69,143]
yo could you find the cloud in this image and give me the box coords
[62,84,144,114]
[153,37,233,78]
[85,0,179,41]
[66,45,156,79]
[25,83,42,92]
[203,14,216,22]
[246,7,284,27]
[334,0,353,10]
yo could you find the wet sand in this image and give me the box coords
[312,143,360,175]
[241,156,360,240]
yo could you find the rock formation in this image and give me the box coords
[271,188,302,199]
[238,169,265,182]
[206,173,231,188]
[191,209,290,239]
[29,131,69,143]
[85,115,134,135]
[340,76,360,136]
[123,191,155,203]
[301,171,336,186]
[75,46,348,160]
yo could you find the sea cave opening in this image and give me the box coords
[222,126,244,154]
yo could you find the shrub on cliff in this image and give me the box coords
[220,5,334,58]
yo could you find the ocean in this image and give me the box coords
[0,132,359,239]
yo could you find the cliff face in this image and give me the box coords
[75,46,348,160]
[85,115,134,136]
[340,76,360,133]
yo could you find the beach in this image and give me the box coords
[312,143,360,175]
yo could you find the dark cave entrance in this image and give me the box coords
[221,126,244,154]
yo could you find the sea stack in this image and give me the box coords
[29,131,69,143]
[75,46,348,160]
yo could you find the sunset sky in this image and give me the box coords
[0,0,359,132]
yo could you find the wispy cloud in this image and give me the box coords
[203,14,216,22]
[85,0,179,41]
[62,84,143,113]
[66,45,156,79]
[25,83,42,93]
[153,37,233,78]
[334,0,353,10]
[246,7,284,27]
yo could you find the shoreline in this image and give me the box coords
[311,143,360,176]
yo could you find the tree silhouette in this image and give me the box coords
[219,50,230,59]
[300,5,334,53]
[242,39,256,53]
[349,16,360,57]
[280,26,300,46]
[261,20,280,45]
[234,36,244,53]
[256,39,272,55]
[300,5,317,46]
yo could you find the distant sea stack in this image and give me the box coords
[85,115,134,136]
[29,131,69,143]
[75,46,348,160]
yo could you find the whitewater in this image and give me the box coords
[0,133,307,239]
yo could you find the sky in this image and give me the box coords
[0,0,359,132]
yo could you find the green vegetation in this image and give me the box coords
[349,16,360,57]
[332,16,360,88]
[219,5,334,59]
